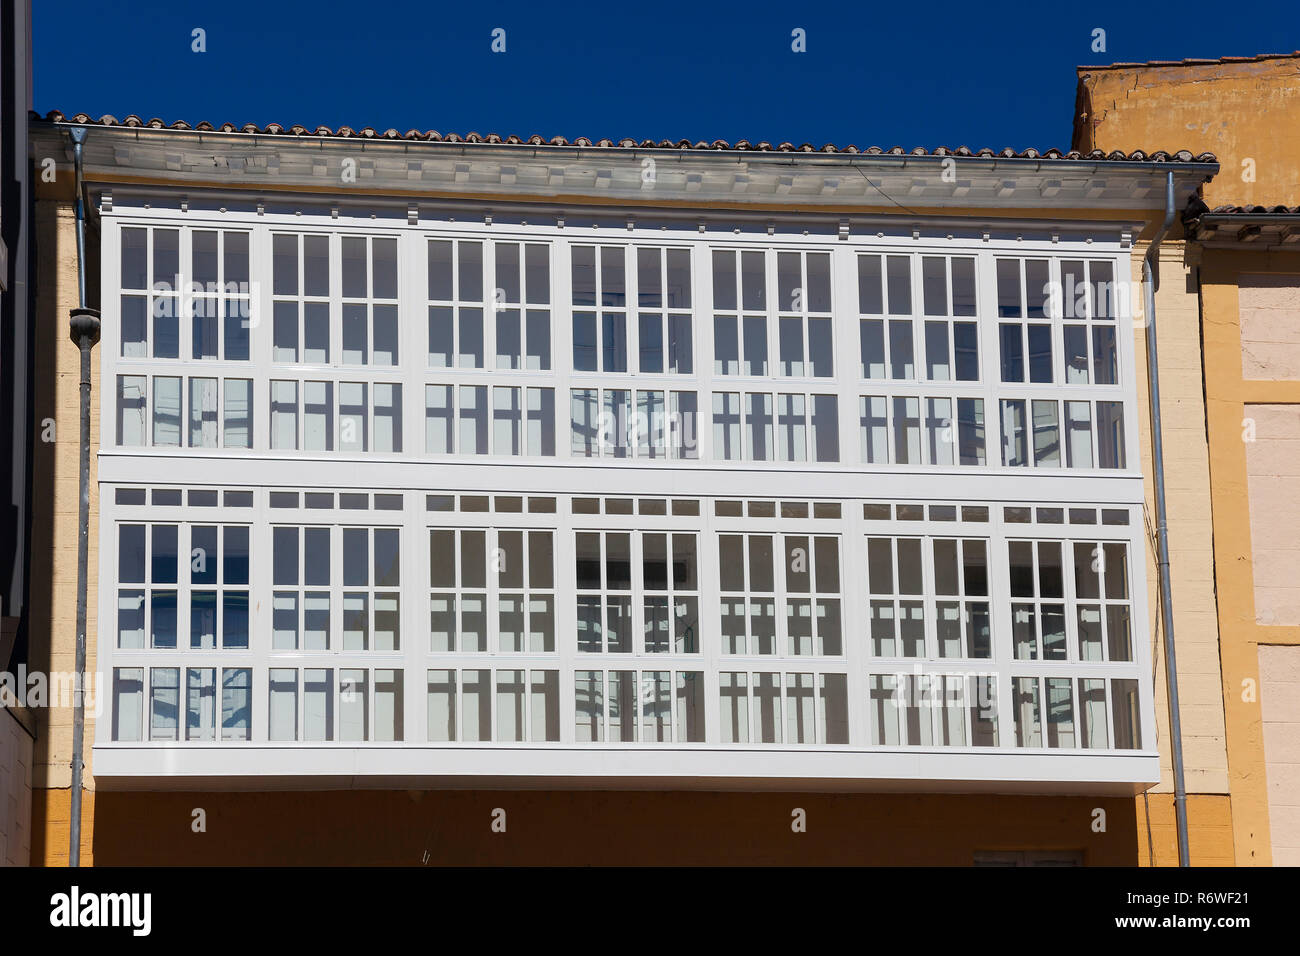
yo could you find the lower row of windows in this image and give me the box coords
[109,666,1141,752]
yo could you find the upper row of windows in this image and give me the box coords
[116,228,1124,389]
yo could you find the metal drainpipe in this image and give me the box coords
[67,126,100,868]
[1143,169,1190,866]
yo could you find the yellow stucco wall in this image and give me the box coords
[1075,54,1300,208]
[1201,250,1300,865]
[1126,239,1232,857]
[1079,53,1300,865]
[28,194,98,864]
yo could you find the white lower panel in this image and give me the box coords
[93,744,1160,795]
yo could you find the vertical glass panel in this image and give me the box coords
[373,305,398,366]
[954,322,978,381]
[1093,325,1117,384]
[811,394,838,463]
[1013,676,1042,747]
[149,667,180,741]
[860,395,888,463]
[1065,401,1093,468]
[117,376,147,446]
[220,668,251,741]
[525,244,550,304]
[1112,678,1141,749]
[1064,325,1089,383]
[951,258,976,316]
[892,396,920,464]
[639,312,663,373]
[602,312,627,372]
[374,669,403,742]
[1025,260,1050,318]
[870,675,900,745]
[922,257,947,316]
[665,248,690,308]
[524,309,551,370]
[152,376,181,446]
[188,378,218,448]
[339,669,368,742]
[776,252,800,312]
[861,319,885,378]
[778,316,804,377]
[806,253,831,312]
[712,250,737,311]
[667,313,692,374]
[1045,677,1075,747]
[744,392,773,461]
[272,301,299,363]
[269,669,298,742]
[888,320,914,379]
[600,246,625,307]
[270,380,298,450]
[492,386,522,456]
[1032,399,1060,467]
[526,387,555,457]
[636,247,661,307]
[428,670,457,742]
[459,241,483,302]
[571,246,596,306]
[121,295,148,358]
[221,298,249,361]
[1001,399,1027,467]
[885,255,911,314]
[858,255,883,314]
[458,385,487,455]
[121,227,148,289]
[996,259,1021,317]
[1000,323,1024,381]
[428,306,454,368]
[712,392,741,460]
[303,381,333,451]
[1028,324,1053,383]
[740,250,765,310]
[304,234,329,297]
[186,667,217,741]
[530,670,560,742]
[303,669,334,740]
[457,307,484,369]
[1097,401,1126,468]
[713,315,738,375]
[575,671,604,742]
[338,382,367,452]
[925,321,950,380]
[754,672,781,743]
[742,315,767,376]
[925,397,954,466]
[1061,260,1085,321]
[341,237,367,298]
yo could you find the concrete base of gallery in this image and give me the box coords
[30,787,1232,866]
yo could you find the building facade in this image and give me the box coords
[1076,51,1300,866]
[0,0,34,869]
[24,112,1217,864]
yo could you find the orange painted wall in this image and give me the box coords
[1074,54,1300,208]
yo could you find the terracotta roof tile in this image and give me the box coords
[1205,204,1300,215]
[1079,51,1300,71]
[37,111,1218,164]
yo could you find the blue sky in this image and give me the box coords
[32,1,1300,151]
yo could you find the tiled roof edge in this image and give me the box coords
[1077,51,1300,71]
[1203,204,1300,215]
[35,111,1218,164]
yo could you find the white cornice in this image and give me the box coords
[31,123,1214,214]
